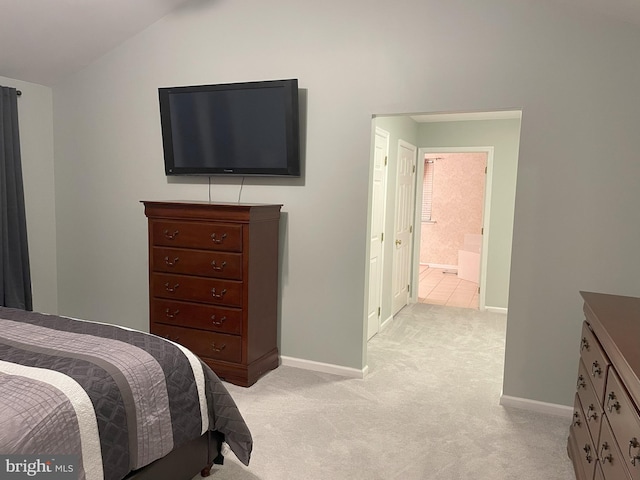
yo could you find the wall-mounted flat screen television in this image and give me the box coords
[159,79,300,176]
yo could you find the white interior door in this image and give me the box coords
[392,140,417,315]
[367,128,389,340]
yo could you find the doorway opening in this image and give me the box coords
[416,149,490,310]
[365,110,521,344]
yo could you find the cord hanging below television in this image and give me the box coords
[158,78,300,177]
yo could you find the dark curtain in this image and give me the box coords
[0,86,32,310]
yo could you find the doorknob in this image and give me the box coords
[395,239,402,246]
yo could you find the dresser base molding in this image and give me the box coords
[280,355,369,379]
[499,394,573,418]
[203,348,279,387]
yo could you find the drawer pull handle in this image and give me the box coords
[580,337,590,351]
[591,361,602,377]
[163,229,179,240]
[164,282,180,293]
[211,288,227,299]
[586,404,598,422]
[165,308,180,319]
[606,392,621,413]
[576,375,586,390]
[583,444,593,464]
[211,260,227,271]
[211,315,227,327]
[630,438,640,466]
[572,411,581,427]
[211,232,228,244]
[600,442,611,461]
[211,342,227,353]
[164,256,179,267]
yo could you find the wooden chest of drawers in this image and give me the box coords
[142,201,282,387]
[568,292,640,480]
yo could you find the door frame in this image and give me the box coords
[413,146,494,311]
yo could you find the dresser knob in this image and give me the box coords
[211,232,227,244]
[630,438,640,466]
[163,229,179,240]
[572,411,581,427]
[164,256,179,267]
[600,441,611,461]
[211,315,227,327]
[211,260,227,271]
[576,374,586,390]
[165,308,180,319]
[164,282,180,293]
[606,392,621,413]
[580,337,590,351]
[583,444,593,463]
[211,342,227,353]
[211,288,227,299]
[591,361,602,377]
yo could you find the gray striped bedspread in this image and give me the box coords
[0,307,252,480]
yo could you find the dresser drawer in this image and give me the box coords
[151,299,242,335]
[581,321,610,403]
[151,220,242,252]
[152,247,243,280]
[599,417,632,480]
[571,393,598,480]
[152,324,242,363]
[605,370,640,480]
[152,273,242,307]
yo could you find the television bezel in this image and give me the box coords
[158,78,300,177]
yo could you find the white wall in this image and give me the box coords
[50,0,640,405]
[0,76,57,314]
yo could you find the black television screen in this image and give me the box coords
[159,79,300,176]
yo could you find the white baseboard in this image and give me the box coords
[280,355,368,379]
[500,394,573,418]
[424,263,458,271]
[380,314,393,331]
[486,306,508,314]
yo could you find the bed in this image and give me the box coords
[0,306,252,480]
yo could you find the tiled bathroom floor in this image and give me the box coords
[418,265,479,309]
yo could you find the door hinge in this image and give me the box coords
[378,307,381,317]
[412,164,416,173]
[385,156,388,166]
[481,227,484,234]
[485,166,487,174]
[381,232,384,242]
[478,287,480,294]
[407,284,410,292]
[409,225,413,233]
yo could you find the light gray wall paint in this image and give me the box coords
[0,75,57,314]
[417,118,522,309]
[371,116,419,324]
[49,0,640,405]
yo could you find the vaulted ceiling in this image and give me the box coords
[1,0,639,87]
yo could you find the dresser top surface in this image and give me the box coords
[580,291,640,398]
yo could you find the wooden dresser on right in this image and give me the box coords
[568,292,640,480]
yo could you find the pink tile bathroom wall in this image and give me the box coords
[420,152,486,266]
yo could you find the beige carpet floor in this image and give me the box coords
[196,303,575,480]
